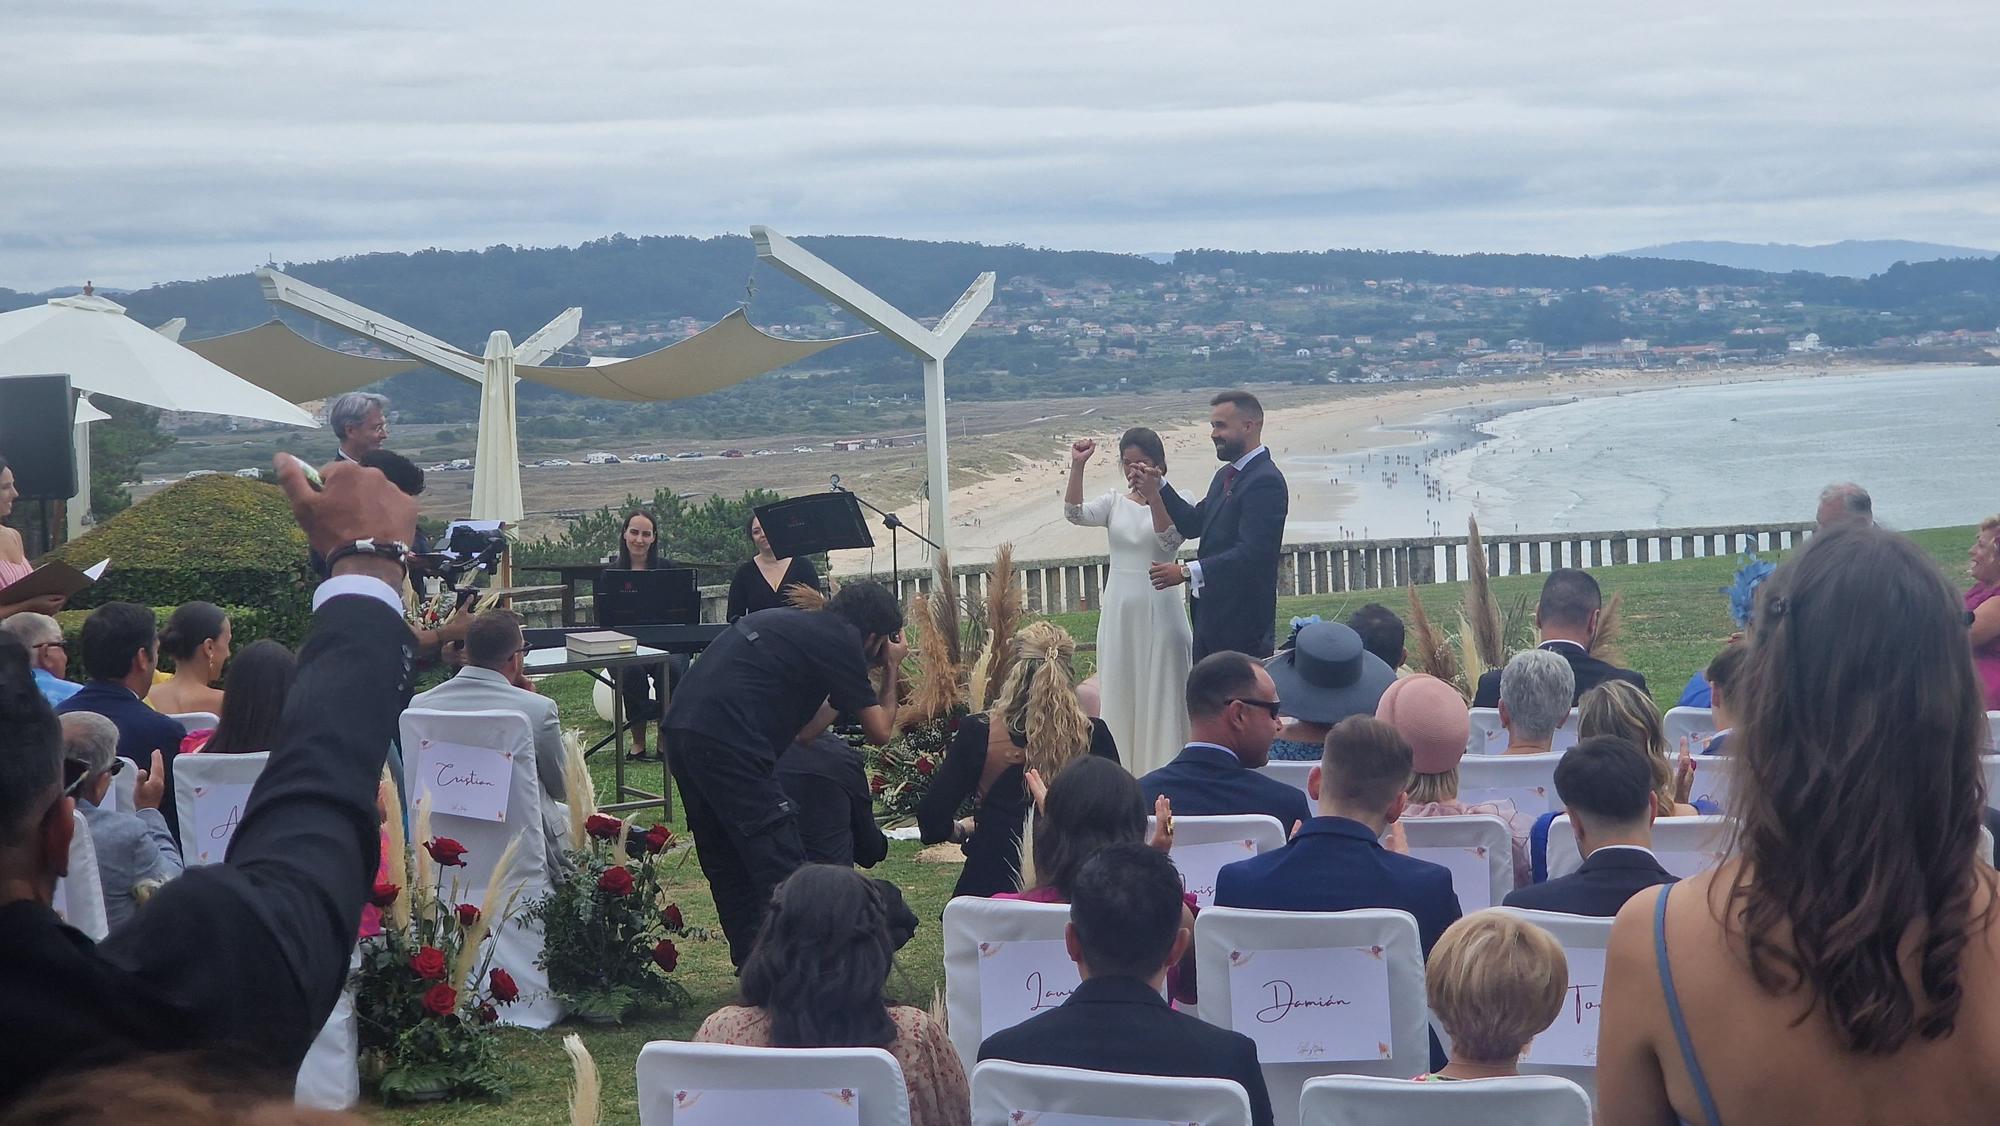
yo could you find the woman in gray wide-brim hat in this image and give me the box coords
[1264,620,1398,760]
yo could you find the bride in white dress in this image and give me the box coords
[1064,429,1192,778]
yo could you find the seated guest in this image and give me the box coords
[0,612,79,706]
[408,610,568,873]
[1579,681,1697,816]
[184,641,295,755]
[1140,651,1311,828]
[1503,736,1677,916]
[1264,620,1396,760]
[1216,715,1462,954]
[1700,644,1746,757]
[1497,649,1574,755]
[979,843,1274,1126]
[1379,675,1530,888]
[918,622,1117,899]
[61,713,182,931]
[56,603,187,831]
[1416,910,1568,1081]
[1347,602,1409,673]
[148,602,229,718]
[778,725,889,869]
[696,865,968,1126]
[1473,568,1645,707]
[1815,480,1873,531]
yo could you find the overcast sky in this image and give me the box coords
[6,0,1998,290]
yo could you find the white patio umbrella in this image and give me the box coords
[470,330,523,523]
[0,292,316,427]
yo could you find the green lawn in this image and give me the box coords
[367,523,1980,1123]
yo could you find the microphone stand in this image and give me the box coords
[830,478,939,584]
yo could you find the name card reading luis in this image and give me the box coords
[1522,947,1606,1067]
[975,938,1080,1039]
[188,781,256,864]
[413,739,515,823]
[670,1086,859,1126]
[1170,838,1258,908]
[1410,845,1496,910]
[1226,946,1394,1063]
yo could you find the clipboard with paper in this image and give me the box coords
[0,558,109,603]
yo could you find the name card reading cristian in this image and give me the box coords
[412,738,515,823]
[1226,946,1394,1063]
[1521,947,1606,1067]
[1169,838,1258,908]
[976,939,1081,1039]
[187,782,257,864]
[670,1086,860,1126]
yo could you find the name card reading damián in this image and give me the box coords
[671,1086,859,1126]
[412,738,515,823]
[1226,946,1394,1063]
[976,938,1081,1040]
[1522,947,1606,1067]
[1170,838,1258,908]
[188,781,256,864]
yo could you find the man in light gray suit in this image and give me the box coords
[62,712,182,930]
[408,610,570,877]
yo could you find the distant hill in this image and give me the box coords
[1612,239,1997,279]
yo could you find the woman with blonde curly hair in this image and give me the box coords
[1578,680,1698,816]
[918,621,1120,897]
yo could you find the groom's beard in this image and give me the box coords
[1214,437,1246,462]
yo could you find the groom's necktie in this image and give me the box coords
[1221,464,1241,497]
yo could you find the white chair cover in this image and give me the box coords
[1662,706,1716,751]
[1494,908,1614,1099]
[1397,815,1513,910]
[1468,708,1578,756]
[1687,754,1741,813]
[1983,755,2000,807]
[971,1060,1253,1126]
[1986,712,2000,752]
[636,1041,910,1126]
[1458,754,1563,817]
[1259,761,1316,803]
[941,896,1075,1072]
[1545,816,1730,880]
[1298,1073,1591,1126]
[1194,907,1428,1126]
[109,766,134,813]
[399,708,563,1029]
[165,711,221,732]
[171,751,270,865]
[294,946,361,1110]
[52,810,108,941]
[1153,814,1288,907]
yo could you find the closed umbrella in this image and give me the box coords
[470,330,523,524]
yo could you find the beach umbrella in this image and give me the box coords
[470,330,523,524]
[0,291,316,427]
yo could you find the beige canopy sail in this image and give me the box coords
[184,320,420,401]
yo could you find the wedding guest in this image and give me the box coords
[0,456,70,623]
[1700,643,1746,757]
[1263,621,1396,761]
[696,865,968,1126]
[1472,568,1645,707]
[1140,651,1310,828]
[1814,481,1873,531]
[1965,515,2000,708]
[1578,681,1697,816]
[1497,649,1574,755]
[327,392,390,464]
[1415,910,1567,1082]
[0,612,79,706]
[0,452,420,1102]
[1065,428,1191,776]
[727,513,820,622]
[777,728,889,869]
[1503,736,1676,917]
[919,622,1118,899]
[148,602,229,718]
[3,1061,368,1125]
[186,641,295,756]
[979,844,1274,1126]
[1599,525,2000,1124]
[1347,602,1409,673]
[62,713,181,930]
[1379,674,1531,887]
[56,603,187,831]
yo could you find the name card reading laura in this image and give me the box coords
[412,738,515,823]
[1226,946,1394,1063]
[975,939,1081,1039]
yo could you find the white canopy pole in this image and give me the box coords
[471,331,524,524]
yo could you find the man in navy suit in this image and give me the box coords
[1473,568,1646,708]
[1504,735,1677,917]
[1150,390,1289,660]
[979,843,1275,1126]
[1140,652,1311,830]
[55,603,187,833]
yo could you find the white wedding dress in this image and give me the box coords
[1066,491,1192,778]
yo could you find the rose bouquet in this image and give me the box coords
[523,811,693,1023]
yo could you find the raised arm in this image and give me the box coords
[1063,439,1116,527]
[1157,471,1206,539]
[1182,472,1285,585]
[1133,465,1185,549]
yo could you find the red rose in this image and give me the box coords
[661,903,685,931]
[644,823,674,854]
[488,967,519,1003]
[370,882,400,909]
[456,903,481,927]
[914,755,935,776]
[597,866,636,896]
[652,938,679,973]
[424,837,468,867]
[422,983,458,1017]
[478,1002,499,1023]
[585,813,624,841]
[870,775,887,795]
[409,945,447,980]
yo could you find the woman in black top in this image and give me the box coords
[604,510,681,761]
[727,514,820,621]
[917,622,1119,897]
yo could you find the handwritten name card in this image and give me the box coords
[1522,947,1605,1066]
[413,738,515,823]
[1226,946,1394,1063]
[976,938,1080,1039]
[1170,838,1258,908]
[188,781,256,864]
[671,1087,859,1125]
[1410,844,1495,910]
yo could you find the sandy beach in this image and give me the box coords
[831,362,1861,572]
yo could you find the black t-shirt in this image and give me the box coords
[662,607,878,757]
[777,733,888,868]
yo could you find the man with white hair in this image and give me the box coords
[61,712,182,930]
[0,612,78,706]
[1498,649,1575,756]
[1815,482,1873,531]
[327,391,391,464]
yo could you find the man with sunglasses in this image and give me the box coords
[0,611,78,706]
[1138,651,1310,829]
[60,712,180,931]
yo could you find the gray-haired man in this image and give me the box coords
[0,612,79,707]
[1815,482,1873,532]
[61,712,182,930]
[328,391,391,464]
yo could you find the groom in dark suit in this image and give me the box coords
[1149,390,1289,660]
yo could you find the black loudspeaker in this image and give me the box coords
[0,374,78,499]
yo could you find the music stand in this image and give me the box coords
[755,492,875,558]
